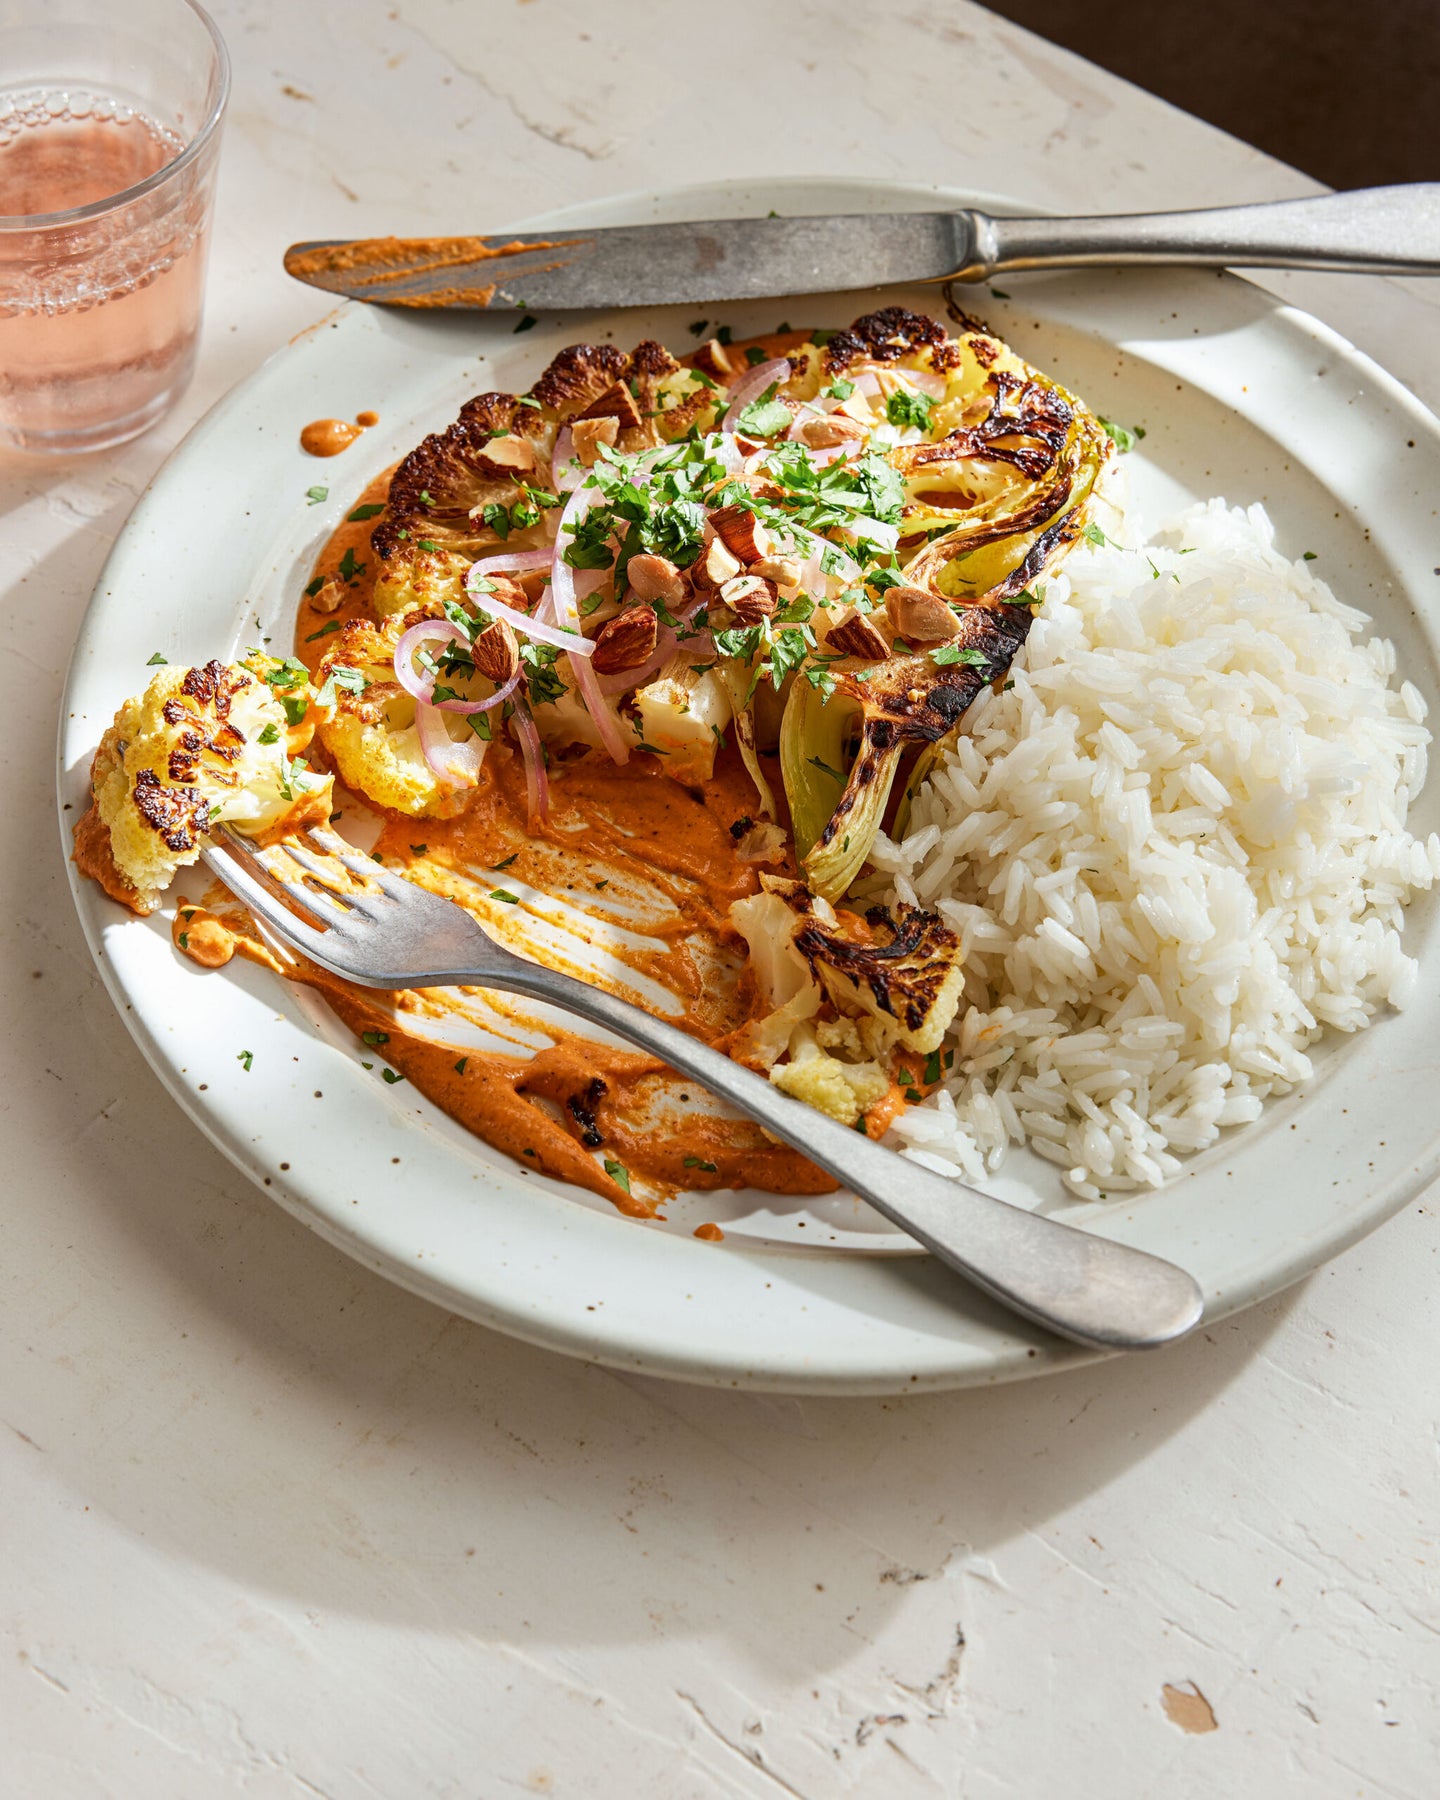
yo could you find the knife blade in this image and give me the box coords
[282,213,975,312]
[282,189,1440,313]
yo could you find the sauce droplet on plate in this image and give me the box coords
[300,411,379,456]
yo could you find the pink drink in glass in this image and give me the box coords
[0,2,228,455]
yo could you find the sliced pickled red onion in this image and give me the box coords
[550,425,585,494]
[467,547,554,579]
[416,699,487,788]
[722,358,791,433]
[510,697,549,827]
[464,565,596,657]
[550,479,632,764]
[394,617,522,716]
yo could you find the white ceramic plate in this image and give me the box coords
[58,177,1440,1392]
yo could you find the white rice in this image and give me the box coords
[871,500,1440,1199]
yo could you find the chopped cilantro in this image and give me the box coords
[381,1068,404,1084]
[178,932,189,949]
[809,756,846,782]
[1303,550,1318,561]
[737,385,791,438]
[417,538,441,553]
[338,545,364,583]
[304,619,341,642]
[146,651,167,666]
[304,575,326,598]
[715,325,733,346]
[688,319,709,337]
[409,844,427,855]
[305,485,329,505]
[603,1158,632,1194]
[454,1057,468,1075]
[923,1048,943,1085]
[989,287,1011,299]
[929,644,989,667]
[237,1050,253,1072]
[362,1030,390,1046]
[347,502,385,521]
[494,852,518,869]
[825,378,855,400]
[684,1156,719,1173]
[314,664,365,707]
[1082,523,1115,549]
[745,346,768,367]
[489,889,521,904]
[258,723,280,745]
[885,387,934,432]
[514,313,539,333]
[811,328,837,347]
[280,693,309,726]
[1098,419,1138,453]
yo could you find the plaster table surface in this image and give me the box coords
[3,2,1438,1794]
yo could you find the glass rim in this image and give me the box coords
[0,0,230,231]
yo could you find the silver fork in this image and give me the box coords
[200,825,1204,1351]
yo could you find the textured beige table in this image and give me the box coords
[4,2,1438,1793]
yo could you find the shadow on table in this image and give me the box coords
[11,875,1299,1686]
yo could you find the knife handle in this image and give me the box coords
[954,185,1440,280]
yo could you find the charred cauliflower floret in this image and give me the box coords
[731,873,966,1082]
[312,617,487,818]
[89,658,332,914]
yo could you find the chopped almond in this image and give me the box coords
[709,504,772,565]
[719,574,778,623]
[825,606,891,661]
[626,553,686,607]
[692,338,735,381]
[472,618,520,686]
[693,535,743,593]
[570,415,618,466]
[886,585,961,644]
[753,555,802,590]
[476,435,539,479]
[575,380,642,432]
[798,414,865,449]
[590,606,659,674]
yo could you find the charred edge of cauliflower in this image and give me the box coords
[792,901,967,1057]
[91,659,331,914]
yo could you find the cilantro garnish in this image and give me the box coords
[809,756,846,782]
[1098,419,1137,453]
[454,1057,468,1075]
[146,651,168,666]
[304,575,326,599]
[603,1158,632,1194]
[489,889,521,904]
[338,545,364,583]
[737,384,791,438]
[258,723,280,745]
[314,664,365,708]
[237,1050,253,1072]
[304,619,341,642]
[305,485,328,505]
[684,1155,719,1173]
[885,388,934,433]
[381,1069,404,1084]
[930,644,989,668]
[514,314,538,333]
[347,502,385,521]
[362,1030,390,1046]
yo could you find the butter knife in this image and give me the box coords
[284,185,1440,311]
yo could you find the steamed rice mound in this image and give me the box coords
[871,500,1440,1198]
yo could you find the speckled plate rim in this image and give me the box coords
[57,175,1440,1393]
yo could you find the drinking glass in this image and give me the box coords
[0,0,229,454]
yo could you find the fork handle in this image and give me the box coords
[484,959,1202,1351]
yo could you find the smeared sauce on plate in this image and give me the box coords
[179,472,841,1213]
